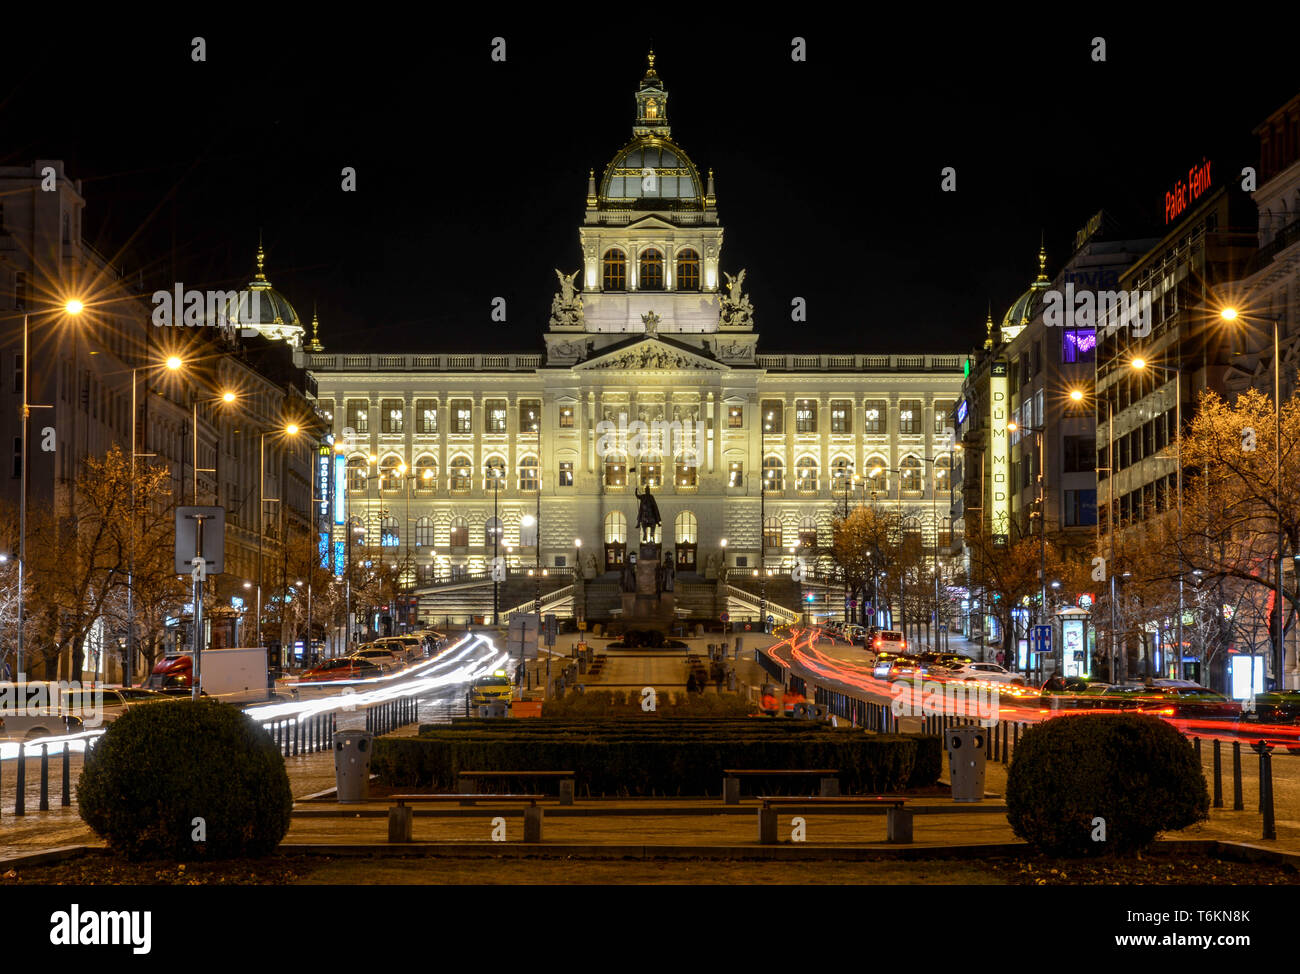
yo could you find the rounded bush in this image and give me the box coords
[78,699,292,861]
[1006,713,1209,856]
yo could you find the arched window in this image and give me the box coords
[380,515,399,547]
[484,517,502,547]
[900,455,922,492]
[415,455,437,492]
[484,456,506,491]
[639,248,664,290]
[796,456,818,493]
[675,454,697,488]
[640,455,662,488]
[934,454,951,491]
[763,517,782,550]
[762,455,784,491]
[450,517,468,547]
[348,456,368,493]
[605,454,628,487]
[799,516,818,548]
[675,511,697,544]
[604,511,627,544]
[830,456,853,492]
[348,515,366,548]
[602,249,626,291]
[865,455,888,492]
[380,456,401,491]
[415,516,434,547]
[518,455,539,491]
[676,249,700,291]
[450,456,472,492]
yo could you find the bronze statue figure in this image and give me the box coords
[634,485,661,542]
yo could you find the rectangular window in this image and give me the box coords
[13,354,22,395]
[381,399,404,434]
[795,399,817,434]
[451,399,473,434]
[1062,435,1095,473]
[346,399,369,434]
[1065,488,1098,527]
[559,405,575,429]
[830,400,851,434]
[486,399,507,434]
[728,461,743,488]
[559,461,573,487]
[899,400,921,435]
[761,400,784,435]
[933,400,953,434]
[728,405,744,429]
[863,400,886,435]
[519,399,541,434]
[1061,328,1096,363]
[416,399,438,434]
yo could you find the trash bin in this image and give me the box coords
[734,636,744,655]
[946,726,987,802]
[334,730,374,804]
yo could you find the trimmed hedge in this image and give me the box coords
[78,700,292,861]
[1006,714,1209,856]
[376,719,940,796]
[540,690,753,717]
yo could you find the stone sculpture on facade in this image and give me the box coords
[548,268,584,329]
[720,269,755,330]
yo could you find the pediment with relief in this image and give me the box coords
[577,338,724,372]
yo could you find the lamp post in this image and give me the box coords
[1074,386,1119,683]
[17,299,84,678]
[258,423,300,650]
[1129,357,1184,680]
[752,567,773,629]
[491,461,502,626]
[1220,307,1286,688]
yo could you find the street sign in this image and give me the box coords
[1031,624,1052,655]
[767,615,775,625]
[577,621,588,632]
[544,613,558,647]
[849,600,857,608]
[174,506,224,575]
[720,611,730,623]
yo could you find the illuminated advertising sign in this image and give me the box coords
[989,360,1009,545]
[317,447,332,524]
[333,453,347,525]
[955,398,968,426]
[334,539,346,576]
[319,531,330,570]
[1164,158,1212,225]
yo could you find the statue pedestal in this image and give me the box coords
[620,543,675,630]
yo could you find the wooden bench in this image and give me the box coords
[721,768,840,805]
[755,796,912,844]
[388,794,552,843]
[456,770,576,805]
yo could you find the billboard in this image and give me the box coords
[990,360,1009,545]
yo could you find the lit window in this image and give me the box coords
[639,249,664,290]
[676,249,700,291]
[559,406,575,429]
[559,461,574,487]
[761,400,784,435]
[603,249,627,291]
[728,405,744,428]
[728,461,744,488]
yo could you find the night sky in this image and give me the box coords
[3,17,1295,356]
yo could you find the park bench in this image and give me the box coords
[456,770,576,805]
[722,768,840,805]
[387,794,553,843]
[755,795,912,844]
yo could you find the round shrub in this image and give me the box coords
[78,699,292,861]
[1006,713,1209,856]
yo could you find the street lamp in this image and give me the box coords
[1129,356,1185,679]
[17,297,84,678]
[1071,384,1118,682]
[258,423,302,650]
[490,461,503,626]
[1220,306,1286,688]
[752,567,774,630]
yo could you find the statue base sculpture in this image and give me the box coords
[615,542,676,636]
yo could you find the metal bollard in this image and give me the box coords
[62,741,71,806]
[1233,740,1244,811]
[1212,739,1223,809]
[39,744,49,811]
[1012,722,1019,756]
[1253,740,1276,840]
[16,743,26,816]
[292,717,299,756]
[1193,736,1201,762]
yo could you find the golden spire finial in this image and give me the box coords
[255,231,266,281]
[1033,233,1050,288]
[648,50,655,70]
[306,302,324,352]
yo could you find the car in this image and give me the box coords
[871,630,907,654]
[1037,678,1115,710]
[351,645,403,669]
[374,636,421,660]
[1245,689,1300,724]
[298,657,384,682]
[58,687,171,725]
[1130,686,1242,722]
[0,683,86,741]
[470,670,515,707]
[872,652,926,682]
[940,662,1025,685]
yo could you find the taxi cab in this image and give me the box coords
[470,670,515,708]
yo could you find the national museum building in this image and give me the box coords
[307,56,963,618]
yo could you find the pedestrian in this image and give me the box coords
[686,672,699,693]
[995,650,1005,667]
[1,659,10,682]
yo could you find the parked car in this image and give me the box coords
[351,645,403,669]
[298,657,384,682]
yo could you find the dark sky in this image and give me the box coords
[2,16,1295,356]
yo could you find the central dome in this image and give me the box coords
[219,240,304,347]
[600,136,703,205]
